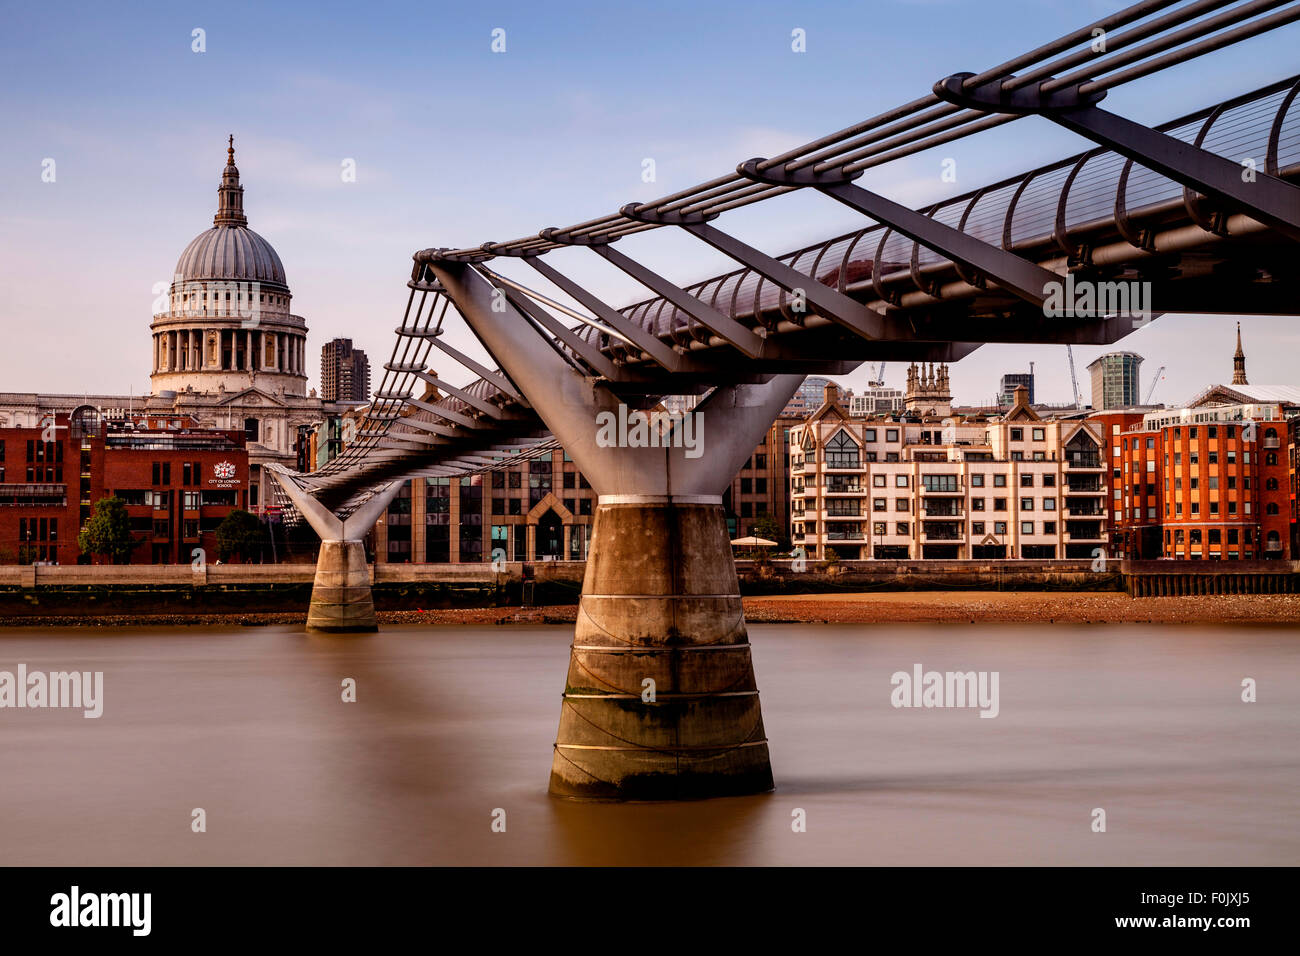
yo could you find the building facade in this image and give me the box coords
[321,338,372,403]
[789,380,1107,560]
[1087,351,1143,411]
[0,410,247,565]
[1098,402,1293,560]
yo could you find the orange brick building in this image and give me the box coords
[1095,401,1292,561]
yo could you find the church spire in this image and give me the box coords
[1232,321,1248,385]
[214,134,247,227]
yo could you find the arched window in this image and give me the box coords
[1266,477,1279,491]
[1266,452,1278,466]
[825,430,861,468]
[1266,531,1282,551]
[1266,502,1279,515]
[1265,427,1278,439]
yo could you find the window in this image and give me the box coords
[895,498,909,512]
[921,474,958,492]
[873,522,887,536]
[993,498,1007,511]
[873,498,886,512]
[1043,521,1056,534]
[1021,521,1034,534]
[971,474,985,487]
[895,522,909,536]
[1010,428,1023,441]
[894,475,908,488]
[1042,475,1055,487]
[971,498,985,511]
[825,431,861,468]
[1020,474,1034,487]
[972,522,985,534]
[244,417,259,442]
[872,474,886,487]
[886,429,899,443]
[1032,428,1045,441]
[1043,498,1056,511]
[993,521,1007,535]
[993,474,1007,487]
[1020,498,1034,511]
[863,429,877,442]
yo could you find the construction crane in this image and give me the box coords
[867,361,886,387]
[1066,345,1083,408]
[1144,365,1166,404]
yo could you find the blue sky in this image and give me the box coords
[2,0,1297,407]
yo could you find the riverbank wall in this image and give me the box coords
[0,559,1295,618]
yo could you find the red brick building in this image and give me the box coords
[0,409,248,565]
[1094,401,1293,561]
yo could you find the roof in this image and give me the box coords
[1186,384,1300,407]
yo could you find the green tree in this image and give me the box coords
[78,496,136,564]
[215,509,269,563]
[748,512,789,550]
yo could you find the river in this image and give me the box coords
[1,623,1296,865]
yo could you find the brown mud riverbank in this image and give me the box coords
[2,591,1298,628]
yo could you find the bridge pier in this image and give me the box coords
[428,258,801,800]
[268,468,402,632]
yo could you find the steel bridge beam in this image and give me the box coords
[934,72,1300,243]
[737,159,1060,306]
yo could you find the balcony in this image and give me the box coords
[1065,504,1105,517]
[1264,437,1280,449]
[920,484,964,495]
[825,530,866,541]
[922,503,964,517]
[822,482,863,494]
[1065,454,1103,469]
[1064,479,1104,494]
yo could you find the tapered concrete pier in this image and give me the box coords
[268,467,402,632]
[551,496,771,798]
[427,257,802,799]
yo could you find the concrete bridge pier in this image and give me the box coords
[268,469,402,632]
[428,258,803,800]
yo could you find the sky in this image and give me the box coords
[2,0,1297,409]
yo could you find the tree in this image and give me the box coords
[215,509,269,563]
[78,496,136,564]
[748,512,789,550]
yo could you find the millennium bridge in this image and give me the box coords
[269,0,1300,799]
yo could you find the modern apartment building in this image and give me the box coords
[320,338,372,403]
[789,383,1107,560]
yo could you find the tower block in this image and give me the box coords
[428,259,802,800]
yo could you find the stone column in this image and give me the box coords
[429,257,802,801]
[268,469,402,631]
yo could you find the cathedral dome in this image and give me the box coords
[173,136,288,288]
[175,224,287,286]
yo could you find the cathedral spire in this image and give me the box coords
[215,135,247,227]
[1232,321,1248,385]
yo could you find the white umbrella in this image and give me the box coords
[730,536,778,547]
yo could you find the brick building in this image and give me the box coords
[1097,401,1293,560]
[0,409,248,565]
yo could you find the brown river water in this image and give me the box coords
[1,623,1296,865]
